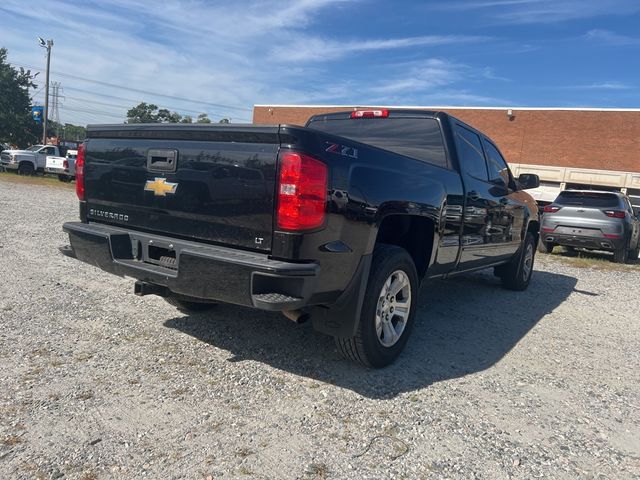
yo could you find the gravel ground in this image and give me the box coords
[1,177,639,480]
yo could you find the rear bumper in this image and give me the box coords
[63,221,319,311]
[45,167,69,175]
[541,231,625,251]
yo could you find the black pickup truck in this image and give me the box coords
[63,109,540,367]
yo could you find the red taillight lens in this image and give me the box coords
[63,159,69,169]
[543,205,560,213]
[603,210,626,218]
[75,143,85,201]
[350,109,389,119]
[277,151,327,231]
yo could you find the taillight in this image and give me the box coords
[277,151,327,231]
[603,210,626,218]
[543,205,561,213]
[63,160,69,169]
[350,109,389,119]
[75,143,85,201]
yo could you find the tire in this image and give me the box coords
[58,174,71,182]
[501,232,536,291]
[335,244,418,368]
[164,296,217,314]
[17,162,34,176]
[613,245,628,264]
[537,238,554,254]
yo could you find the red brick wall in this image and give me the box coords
[253,106,640,173]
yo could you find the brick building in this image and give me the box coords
[253,105,640,206]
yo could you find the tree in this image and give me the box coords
[126,102,162,123]
[196,113,212,124]
[0,47,42,145]
[180,115,193,123]
[219,118,230,124]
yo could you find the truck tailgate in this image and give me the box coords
[83,124,280,252]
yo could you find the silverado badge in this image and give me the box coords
[144,177,178,196]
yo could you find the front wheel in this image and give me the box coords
[18,162,34,176]
[501,232,536,291]
[335,244,418,368]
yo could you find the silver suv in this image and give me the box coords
[540,190,640,263]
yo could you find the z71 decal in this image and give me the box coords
[325,142,358,159]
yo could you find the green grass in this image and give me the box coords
[544,246,640,271]
[0,170,74,189]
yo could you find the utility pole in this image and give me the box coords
[38,37,54,145]
[51,82,61,138]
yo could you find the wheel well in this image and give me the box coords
[376,215,434,279]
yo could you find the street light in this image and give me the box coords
[37,37,53,145]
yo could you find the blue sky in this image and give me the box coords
[1,0,639,125]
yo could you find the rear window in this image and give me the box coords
[555,192,620,208]
[307,117,448,168]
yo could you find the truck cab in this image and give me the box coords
[0,144,61,175]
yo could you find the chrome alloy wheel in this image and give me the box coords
[522,242,534,280]
[375,270,412,347]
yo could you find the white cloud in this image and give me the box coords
[585,29,640,46]
[1,0,507,126]
[269,34,490,62]
[572,82,633,90]
[433,0,640,24]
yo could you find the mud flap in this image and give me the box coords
[311,254,372,338]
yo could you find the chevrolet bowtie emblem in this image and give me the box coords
[144,177,178,196]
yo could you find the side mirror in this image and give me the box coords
[518,173,540,190]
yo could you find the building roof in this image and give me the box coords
[254,104,640,113]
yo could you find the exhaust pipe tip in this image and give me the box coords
[282,309,310,324]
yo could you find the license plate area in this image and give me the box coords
[144,241,178,270]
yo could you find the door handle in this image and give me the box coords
[468,191,480,201]
[147,149,178,173]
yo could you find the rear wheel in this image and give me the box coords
[501,232,536,291]
[58,174,71,182]
[537,239,554,254]
[613,245,629,264]
[164,296,217,314]
[18,162,34,176]
[335,244,418,368]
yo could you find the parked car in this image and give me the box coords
[62,109,540,367]
[45,149,77,182]
[0,144,63,175]
[539,190,640,263]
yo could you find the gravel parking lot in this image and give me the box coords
[1,176,639,479]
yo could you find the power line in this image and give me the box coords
[62,86,250,120]
[60,106,125,119]
[11,61,252,112]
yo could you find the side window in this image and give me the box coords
[483,140,511,188]
[42,147,55,155]
[455,125,488,181]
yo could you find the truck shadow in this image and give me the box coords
[164,269,577,399]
